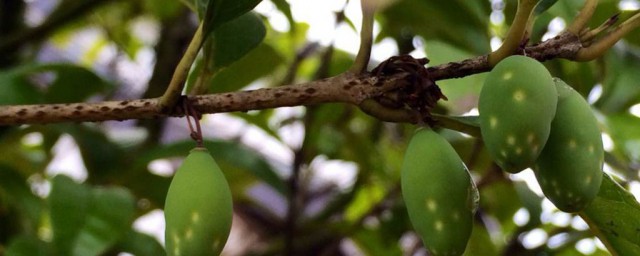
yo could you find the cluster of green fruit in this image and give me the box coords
[401,55,604,256]
[164,147,233,256]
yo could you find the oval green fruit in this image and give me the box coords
[401,128,478,256]
[165,147,233,256]
[533,79,603,212]
[479,55,558,173]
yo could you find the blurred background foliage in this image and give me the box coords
[0,0,639,255]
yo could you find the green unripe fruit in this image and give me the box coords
[479,55,558,173]
[401,128,478,256]
[533,79,603,212]
[165,147,233,256]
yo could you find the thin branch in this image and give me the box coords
[159,22,205,113]
[0,33,592,127]
[566,0,599,35]
[349,0,376,73]
[579,13,620,43]
[575,12,640,61]
[488,0,538,66]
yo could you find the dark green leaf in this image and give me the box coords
[72,187,135,256]
[209,43,285,93]
[38,64,112,103]
[206,12,266,72]
[380,0,491,54]
[4,235,50,256]
[605,114,640,174]
[198,0,263,37]
[115,229,166,256]
[580,173,640,255]
[143,0,183,19]
[0,165,43,232]
[49,175,91,255]
[351,226,404,256]
[463,224,498,256]
[534,0,559,15]
[596,49,640,113]
[270,0,295,33]
[0,65,44,104]
[0,63,111,105]
[480,181,522,234]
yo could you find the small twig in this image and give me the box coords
[349,0,376,74]
[580,13,620,43]
[575,12,640,61]
[159,22,205,113]
[566,0,599,35]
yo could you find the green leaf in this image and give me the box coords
[206,12,266,72]
[143,0,182,19]
[463,224,498,256]
[72,187,135,256]
[0,63,111,105]
[270,0,295,34]
[380,1,491,54]
[49,175,91,256]
[0,165,44,232]
[344,181,386,222]
[38,64,112,103]
[580,173,640,255]
[480,181,522,234]
[208,43,285,93]
[534,0,559,15]
[0,65,44,104]
[198,0,263,36]
[605,114,640,175]
[596,49,640,113]
[4,235,50,256]
[114,229,166,256]
[351,225,404,256]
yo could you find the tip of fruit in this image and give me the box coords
[190,147,208,152]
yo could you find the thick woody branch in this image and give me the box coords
[0,32,588,126]
[0,73,404,125]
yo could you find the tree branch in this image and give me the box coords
[0,0,114,54]
[0,32,589,126]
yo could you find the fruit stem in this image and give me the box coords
[183,97,204,147]
[488,0,538,66]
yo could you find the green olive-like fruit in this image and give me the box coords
[165,147,233,256]
[479,55,558,173]
[533,79,603,212]
[401,128,478,256]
